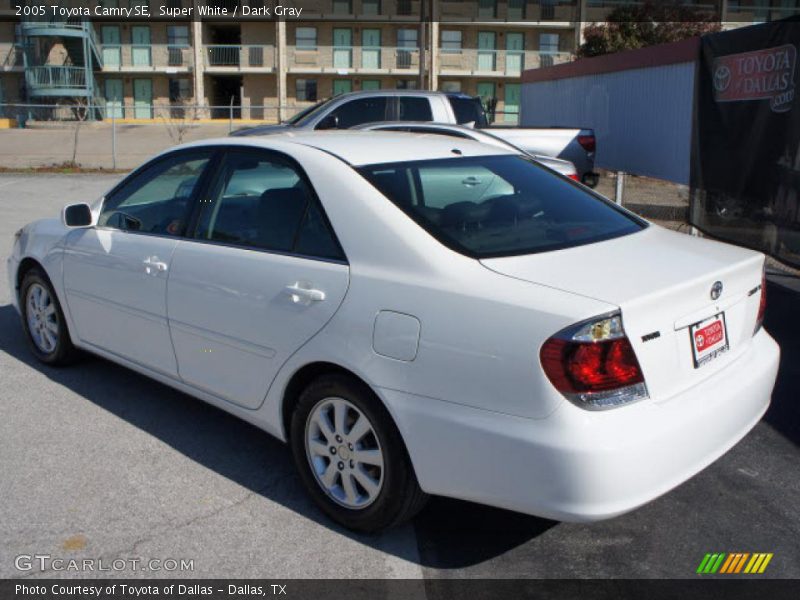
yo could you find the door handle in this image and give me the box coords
[143,256,168,275]
[462,176,482,186]
[285,283,326,303]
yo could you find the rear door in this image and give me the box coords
[166,148,349,409]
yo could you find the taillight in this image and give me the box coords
[540,313,648,410]
[754,266,766,334]
[568,173,580,181]
[577,134,596,153]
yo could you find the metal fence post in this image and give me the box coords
[615,171,625,206]
[111,110,117,170]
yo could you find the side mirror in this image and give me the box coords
[62,203,94,228]
[317,114,339,130]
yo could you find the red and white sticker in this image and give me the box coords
[691,313,729,368]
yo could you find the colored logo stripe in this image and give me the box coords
[697,553,773,574]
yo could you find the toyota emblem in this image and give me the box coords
[710,281,723,301]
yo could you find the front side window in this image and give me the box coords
[358,155,644,258]
[99,151,212,235]
[317,97,388,129]
[195,150,344,260]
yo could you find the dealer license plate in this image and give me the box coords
[690,312,729,368]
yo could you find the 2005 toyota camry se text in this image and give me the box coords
[6,132,779,532]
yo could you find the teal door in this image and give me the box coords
[133,79,152,119]
[333,79,352,96]
[105,79,123,119]
[101,26,121,68]
[362,29,381,69]
[361,79,380,91]
[333,28,352,69]
[131,26,151,67]
[505,33,524,75]
[504,83,520,124]
[477,32,496,72]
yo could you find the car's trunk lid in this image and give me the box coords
[481,226,765,402]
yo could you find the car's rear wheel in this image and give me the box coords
[290,374,428,532]
[20,268,79,366]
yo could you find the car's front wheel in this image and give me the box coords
[290,374,428,532]
[20,268,79,366]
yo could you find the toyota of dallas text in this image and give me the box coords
[7,131,779,532]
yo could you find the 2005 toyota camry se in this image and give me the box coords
[7,132,779,532]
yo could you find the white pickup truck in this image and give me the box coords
[232,90,599,186]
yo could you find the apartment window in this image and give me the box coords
[478,0,497,19]
[296,79,318,102]
[167,26,189,66]
[397,0,412,16]
[296,27,318,51]
[169,78,192,117]
[440,81,461,93]
[539,33,559,67]
[441,31,462,54]
[508,0,526,20]
[332,0,352,14]
[397,29,418,69]
[363,0,381,15]
[396,80,418,90]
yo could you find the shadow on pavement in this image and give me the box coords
[0,303,554,570]
[762,279,800,447]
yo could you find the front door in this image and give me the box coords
[504,83,521,124]
[131,25,151,67]
[101,26,121,68]
[104,78,123,119]
[333,79,352,96]
[333,28,353,69]
[505,32,524,75]
[133,79,152,119]
[167,148,349,409]
[477,31,496,71]
[361,29,381,69]
[62,150,214,377]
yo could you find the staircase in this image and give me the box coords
[20,18,104,120]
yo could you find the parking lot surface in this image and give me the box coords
[1,174,798,579]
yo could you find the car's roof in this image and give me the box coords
[179,130,516,166]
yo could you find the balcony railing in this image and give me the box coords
[26,66,87,89]
[288,45,420,72]
[439,0,578,22]
[101,44,195,70]
[439,48,572,75]
[205,45,276,69]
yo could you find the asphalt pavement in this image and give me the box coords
[0,174,798,580]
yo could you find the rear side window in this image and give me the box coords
[195,150,345,260]
[398,97,433,121]
[358,155,644,258]
[448,96,489,127]
[321,97,388,128]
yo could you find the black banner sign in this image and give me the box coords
[691,18,800,268]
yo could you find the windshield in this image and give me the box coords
[286,98,332,126]
[358,155,645,258]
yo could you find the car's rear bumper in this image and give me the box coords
[381,329,779,521]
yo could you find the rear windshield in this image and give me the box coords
[448,96,489,128]
[357,155,645,258]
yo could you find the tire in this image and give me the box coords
[290,374,428,532]
[19,268,80,366]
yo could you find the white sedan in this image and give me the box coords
[7,132,779,532]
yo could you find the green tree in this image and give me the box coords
[578,1,722,58]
